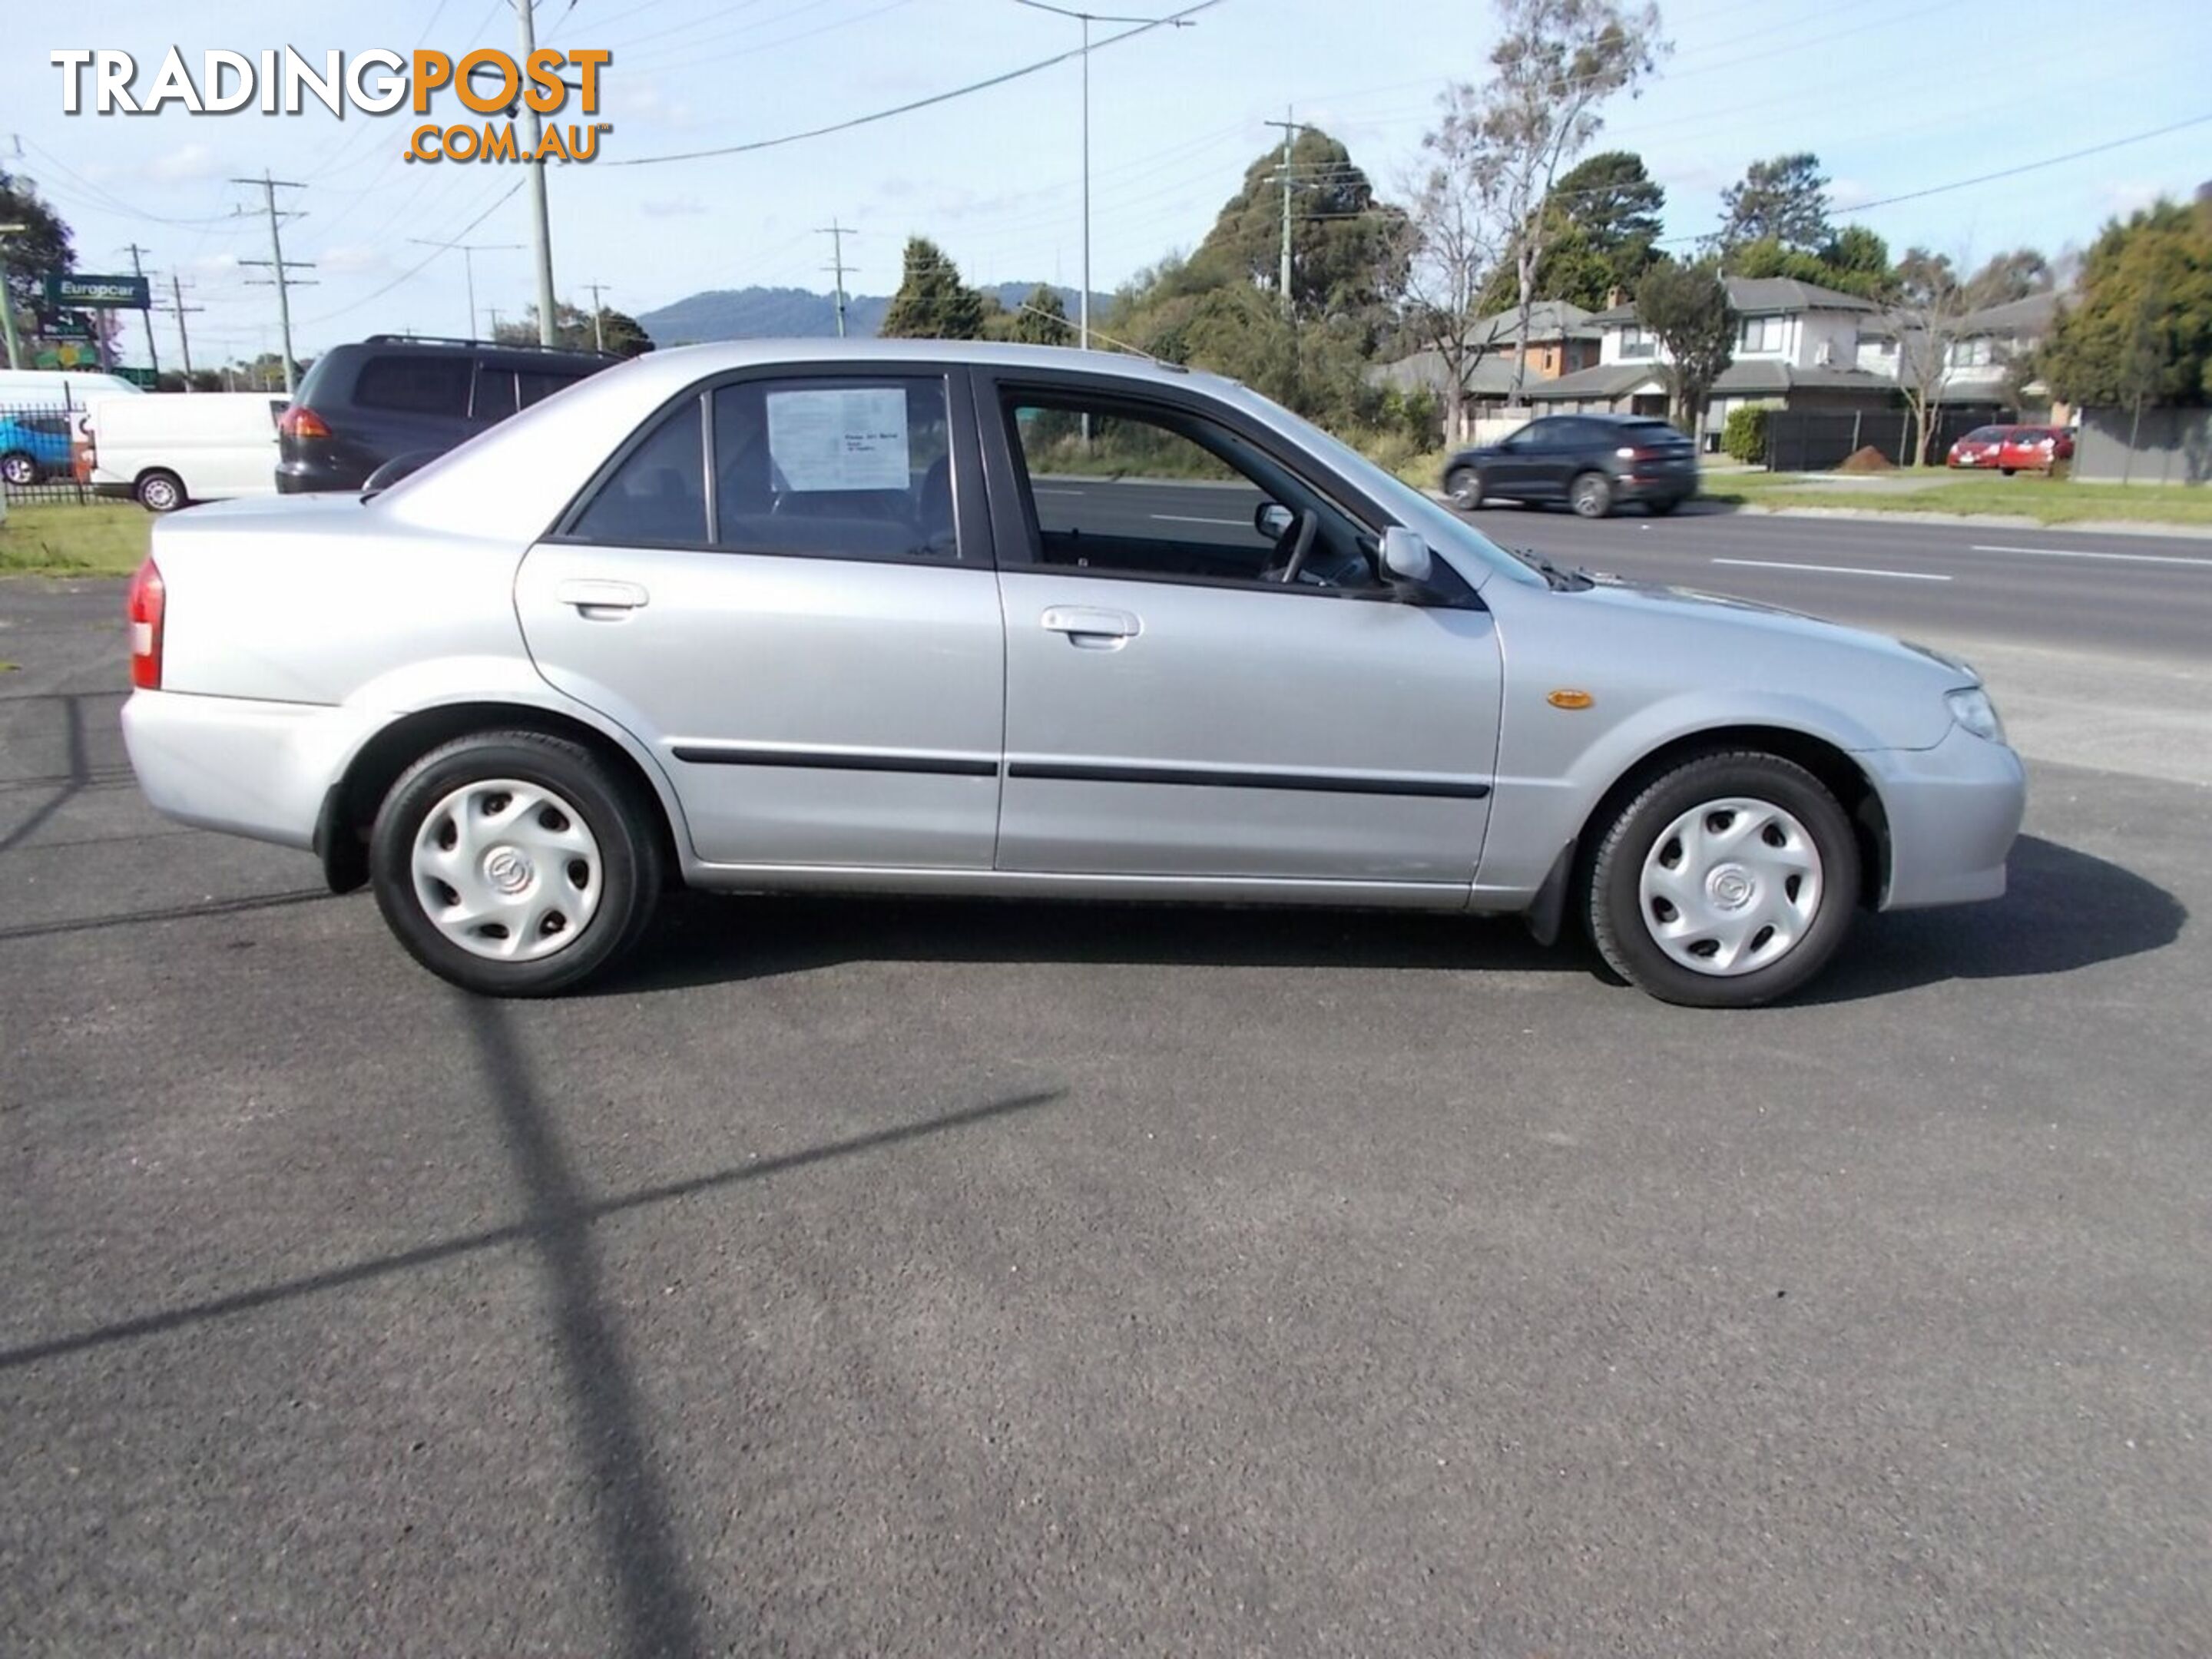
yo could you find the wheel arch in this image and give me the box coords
[315,700,687,894]
[1567,724,1889,913]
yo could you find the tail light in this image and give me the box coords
[278,405,332,442]
[127,557,165,690]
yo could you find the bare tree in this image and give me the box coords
[1400,87,1506,445]
[1429,0,1665,404]
[1886,248,1977,466]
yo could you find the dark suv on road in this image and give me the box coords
[276,335,617,494]
[1443,412,1699,519]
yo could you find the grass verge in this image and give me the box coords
[0,501,154,577]
[1704,470,2212,527]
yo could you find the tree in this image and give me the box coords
[493,300,654,355]
[1431,0,1666,400]
[2038,200,2212,409]
[1194,128,1407,318]
[1883,248,1975,465]
[1478,148,1666,310]
[1637,257,1734,432]
[1725,224,1892,301]
[1962,247,2051,309]
[0,168,76,355]
[877,237,985,339]
[1717,153,1832,255]
[1400,90,1506,443]
[1006,283,1071,346]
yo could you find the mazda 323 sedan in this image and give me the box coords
[121,342,2024,1007]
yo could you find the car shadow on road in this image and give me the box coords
[607,833,2183,1006]
[1799,834,2187,1005]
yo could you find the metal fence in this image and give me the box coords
[0,401,94,506]
[1764,407,2010,472]
[2072,407,2212,485]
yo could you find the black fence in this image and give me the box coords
[1765,407,2012,472]
[0,401,94,506]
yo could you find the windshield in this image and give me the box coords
[1230,392,1550,590]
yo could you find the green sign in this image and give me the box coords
[43,272,151,310]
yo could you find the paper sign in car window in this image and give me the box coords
[766,387,909,492]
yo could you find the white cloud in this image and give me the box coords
[641,196,707,217]
[1829,177,1876,212]
[317,244,386,275]
[144,142,216,184]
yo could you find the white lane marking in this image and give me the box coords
[1151,513,1250,526]
[1034,488,1087,496]
[1970,543,2212,568]
[1711,557,1951,583]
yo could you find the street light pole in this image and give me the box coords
[409,239,524,339]
[1012,1,1199,352]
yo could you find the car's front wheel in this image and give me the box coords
[1584,750,1859,1007]
[1,451,37,488]
[369,730,663,996]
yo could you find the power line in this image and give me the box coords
[605,1,1220,167]
[302,178,525,329]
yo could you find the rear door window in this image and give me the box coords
[353,354,473,417]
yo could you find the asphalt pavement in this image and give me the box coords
[3,554,2208,1657]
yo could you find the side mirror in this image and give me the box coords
[1254,502,1294,539]
[1379,526,1432,585]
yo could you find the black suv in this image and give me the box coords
[276,335,617,494]
[1442,413,1698,519]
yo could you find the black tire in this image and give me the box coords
[1999,467,2016,477]
[136,469,186,512]
[1,451,36,488]
[369,729,664,996]
[1568,471,1614,519]
[1647,495,1682,516]
[1445,466,1484,509]
[1583,750,1860,1008]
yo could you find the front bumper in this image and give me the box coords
[121,689,370,851]
[1859,723,2027,909]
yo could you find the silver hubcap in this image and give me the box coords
[144,479,177,508]
[1638,796,1823,976]
[411,777,603,962]
[1575,479,1604,514]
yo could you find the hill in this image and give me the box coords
[637,282,1105,343]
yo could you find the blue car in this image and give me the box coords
[1,411,76,487]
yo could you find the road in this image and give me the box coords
[4,551,2209,1657]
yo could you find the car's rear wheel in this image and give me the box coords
[1446,466,1484,508]
[1584,750,1859,1008]
[369,730,662,996]
[1999,467,2016,476]
[136,469,186,512]
[1569,471,1614,518]
[1,451,37,488]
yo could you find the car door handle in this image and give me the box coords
[555,578,650,618]
[1041,606,1139,646]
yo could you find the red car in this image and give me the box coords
[1995,425,2073,474]
[1946,426,2012,469]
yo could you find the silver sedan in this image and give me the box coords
[121,341,2023,1006]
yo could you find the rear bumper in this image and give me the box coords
[1861,724,2026,909]
[1615,472,1697,502]
[121,689,369,850]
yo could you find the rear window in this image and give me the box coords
[353,354,472,417]
[1621,420,1687,443]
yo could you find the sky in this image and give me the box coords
[7,0,2209,366]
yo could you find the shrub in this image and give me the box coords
[1721,404,1772,464]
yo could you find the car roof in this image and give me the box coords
[598,336,1223,393]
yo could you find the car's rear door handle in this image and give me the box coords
[555,578,649,618]
[1041,605,1139,647]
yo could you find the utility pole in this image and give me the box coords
[409,237,522,340]
[513,0,558,344]
[232,171,315,395]
[121,240,160,379]
[487,305,505,340]
[160,273,204,389]
[0,220,25,370]
[1263,110,1308,320]
[1013,2,1198,352]
[816,223,855,338]
[582,280,609,351]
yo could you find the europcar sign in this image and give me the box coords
[44,273,151,310]
[50,47,612,164]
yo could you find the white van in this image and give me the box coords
[0,368,147,407]
[87,392,290,512]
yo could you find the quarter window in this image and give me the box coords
[354,354,472,416]
[568,396,707,545]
